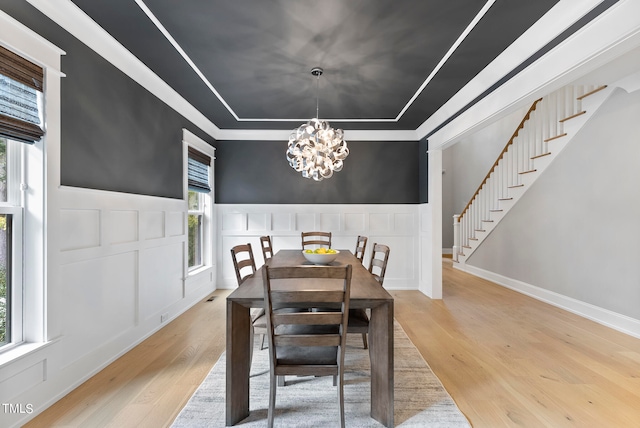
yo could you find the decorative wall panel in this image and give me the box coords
[142,211,164,240]
[60,209,101,251]
[217,204,419,290]
[108,210,138,244]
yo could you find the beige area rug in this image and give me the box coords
[172,322,471,427]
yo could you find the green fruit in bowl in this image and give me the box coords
[327,249,337,254]
[305,249,313,253]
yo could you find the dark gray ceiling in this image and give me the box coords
[69,0,603,132]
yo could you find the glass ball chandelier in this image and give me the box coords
[286,67,349,181]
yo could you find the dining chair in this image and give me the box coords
[354,235,368,263]
[230,243,268,350]
[301,231,332,249]
[368,243,391,285]
[260,235,274,263]
[348,243,391,349]
[262,264,352,428]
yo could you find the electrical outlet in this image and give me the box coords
[161,312,169,323]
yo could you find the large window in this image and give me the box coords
[0,42,45,351]
[0,137,23,347]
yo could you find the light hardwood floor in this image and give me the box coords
[25,259,640,427]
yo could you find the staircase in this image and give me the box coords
[453,84,613,266]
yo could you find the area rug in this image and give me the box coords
[172,322,471,427]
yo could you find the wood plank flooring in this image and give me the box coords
[25,259,640,427]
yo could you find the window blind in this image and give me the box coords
[188,146,211,193]
[0,45,44,144]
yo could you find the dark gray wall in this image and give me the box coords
[1,1,420,203]
[418,139,428,203]
[216,140,419,204]
[1,0,214,199]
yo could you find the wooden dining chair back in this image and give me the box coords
[301,231,332,249]
[260,235,274,263]
[354,235,368,263]
[230,243,268,350]
[230,243,257,286]
[262,264,352,428]
[368,243,391,286]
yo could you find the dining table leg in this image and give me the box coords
[226,300,251,426]
[369,300,394,427]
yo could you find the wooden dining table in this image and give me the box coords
[225,249,395,427]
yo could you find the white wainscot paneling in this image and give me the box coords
[142,211,164,240]
[60,209,101,251]
[217,204,420,290]
[272,212,293,231]
[0,360,45,403]
[108,210,138,245]
[139,242,184,322]
[296,212,315,231]
[369,213,391,232]
[344,213,365,232]
[319,213,341,231]
[222,212,246,231]
[166,211,184,237]
[59,251,137,368]
[248,213,268,231]
[394,213,414,234]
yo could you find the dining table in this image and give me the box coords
[225,249,395,427]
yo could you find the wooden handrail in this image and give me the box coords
[459,98,543,220]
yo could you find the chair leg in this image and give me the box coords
[260,333,266,350]
[277,376,285,386]
[337,372,345,428]
[268,372,276,428]
[361,333,368,349]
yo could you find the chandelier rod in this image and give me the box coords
[311,67,323,119]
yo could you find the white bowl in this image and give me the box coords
[302,250,339,265]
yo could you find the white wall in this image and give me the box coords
[216,204,419,290]
[442,105,529,250]
[1,186,215,427]
[467,88,640,333]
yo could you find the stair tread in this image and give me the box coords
[576,85,607,100]
[559,110,586,122]
[519,169,537,175]
[489,209,503,212]
[481,219,494,222]
[531,152,551,160]
[544,133,567,143]
[499,198,513,201]
[508,184,524,188]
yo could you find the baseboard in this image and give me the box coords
[459,263,640,340]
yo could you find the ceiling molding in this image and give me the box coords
[425,0,640,149]
[25,0,223,140]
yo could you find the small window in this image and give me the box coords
[188,190,204,269]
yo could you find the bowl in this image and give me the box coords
[302,250,339,265]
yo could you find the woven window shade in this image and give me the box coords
[188,146,211,193]
[0,45,44,144]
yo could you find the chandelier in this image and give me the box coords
[286,67,349,181]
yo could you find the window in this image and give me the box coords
[188,190,204,269]
[0,137,24,347]
[0,44,44,351]
[185,137,213,274]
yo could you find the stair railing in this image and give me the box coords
[453,85,604,262]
